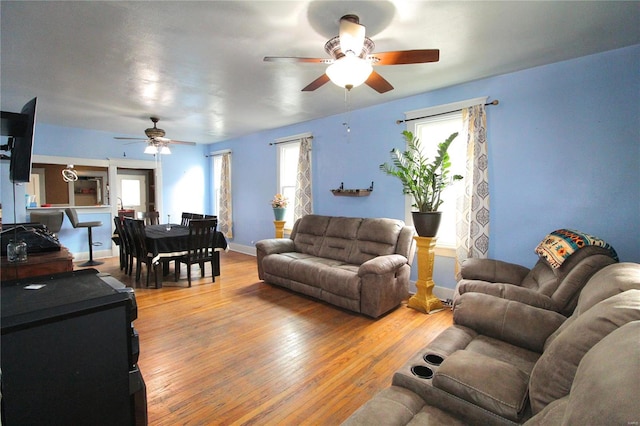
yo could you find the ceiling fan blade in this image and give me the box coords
[302,74,331,91]
[114,137,146,141]
[365,71,394,93]
[264,56,331,64]
[168,140,197,146]
[369,49,440,65]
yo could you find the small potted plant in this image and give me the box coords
[271,193,289,221]
[380,130,463,237]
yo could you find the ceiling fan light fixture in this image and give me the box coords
[160,145,171,155]
[326,55,372,90]
[144,143,158,154]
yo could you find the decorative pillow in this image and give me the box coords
[535,229,618,269]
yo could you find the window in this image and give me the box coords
[407,112,465,251]
[277,141,300,229]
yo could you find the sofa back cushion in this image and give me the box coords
[318,216,362,262]
[291,214,330,257]
[348,218,404,265]
[290,215,407,265]
[528,289,640,414]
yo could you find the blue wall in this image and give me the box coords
[214,45,640,289]
[2,45,638,290]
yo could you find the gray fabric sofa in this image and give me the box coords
[256,214,416,318]
[343,262,640,425]
[455,245,618,316]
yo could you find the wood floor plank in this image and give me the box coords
[87,250,453,425]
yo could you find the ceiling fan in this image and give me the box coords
[264,14,439,93]
[114,117,196,154]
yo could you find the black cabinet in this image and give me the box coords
[1,269,147,425]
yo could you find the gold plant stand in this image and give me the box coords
[274,220,286,238]
[407,236,444,314]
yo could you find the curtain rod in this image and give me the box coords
[269,135,313,146]
[396,100,499,125]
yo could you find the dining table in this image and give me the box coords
[143,223,228,288]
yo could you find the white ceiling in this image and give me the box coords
[1,1,639,144]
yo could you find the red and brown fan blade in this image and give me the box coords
[370,49,439,65]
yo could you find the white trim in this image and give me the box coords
[404,96,488,120]
[275,132,312,144]
[32,155,109,167]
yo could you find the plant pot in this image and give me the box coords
[273,207,286,221]
[411,211,442,237]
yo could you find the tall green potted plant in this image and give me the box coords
[380,130,463,237]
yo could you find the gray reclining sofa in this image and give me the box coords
[256,214,416,318]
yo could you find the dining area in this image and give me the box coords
[113,212,227,288]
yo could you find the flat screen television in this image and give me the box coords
[9,97,37,183]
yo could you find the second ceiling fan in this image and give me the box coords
[264,14,439,93]
[114,117,196,154]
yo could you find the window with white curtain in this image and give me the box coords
[407,112,465,251]
[277,141,300,229]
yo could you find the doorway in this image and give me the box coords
[117,169,154,216]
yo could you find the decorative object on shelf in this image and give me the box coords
[407,236,444,314]
[380,130,462,237]
[330,181,374,197]
[271,193,288,220]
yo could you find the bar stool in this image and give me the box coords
[65,208,103,266]
[29,211,64,236]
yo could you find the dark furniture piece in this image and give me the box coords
[65,207,103,266]
[113,216,132,274]
[175,218,218,287]
[180,212,204,226]
[125,218,158,287]
[1,245,73,280]
[137,211,160,226]
[1,269,147,425]
[143,223,226,288]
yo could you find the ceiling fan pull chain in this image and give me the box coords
[343,88,352,134]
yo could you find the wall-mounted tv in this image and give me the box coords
[1,97,37,183]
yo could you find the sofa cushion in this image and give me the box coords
[292,215,330,256]
[433,350,529,422]
[529,289,640,413]
[562,321,640,425]
[318,217,361,262]
[348,218,403,265]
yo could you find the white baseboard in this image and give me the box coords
[229,243,256,256]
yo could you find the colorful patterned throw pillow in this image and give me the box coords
[535,229,618,269]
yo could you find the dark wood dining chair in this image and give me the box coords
[137,211,160,226]
[125,218,157,287]
[180,212,204,226]
[113,216,131,274]
[175,218,217,287]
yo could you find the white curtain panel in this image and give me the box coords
[218,152,233,238]
[455,104,490,277]
[294,137,313,220]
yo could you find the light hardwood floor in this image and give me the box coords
[90,251,453,425]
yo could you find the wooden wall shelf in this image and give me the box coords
[330,182,374,197]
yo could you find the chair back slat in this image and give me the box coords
[181,212,205,226]
[137,211,160,226]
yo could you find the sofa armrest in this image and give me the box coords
[453,293,566,353]
[458,281,559,312]
[460,258,530,285]
[358,254,408,277]
[255,238,295,280]
[255,238,294,256]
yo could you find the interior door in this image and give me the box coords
[117,173,147,215]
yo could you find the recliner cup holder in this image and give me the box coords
[424,354,444,365]
[410,365,433,379]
